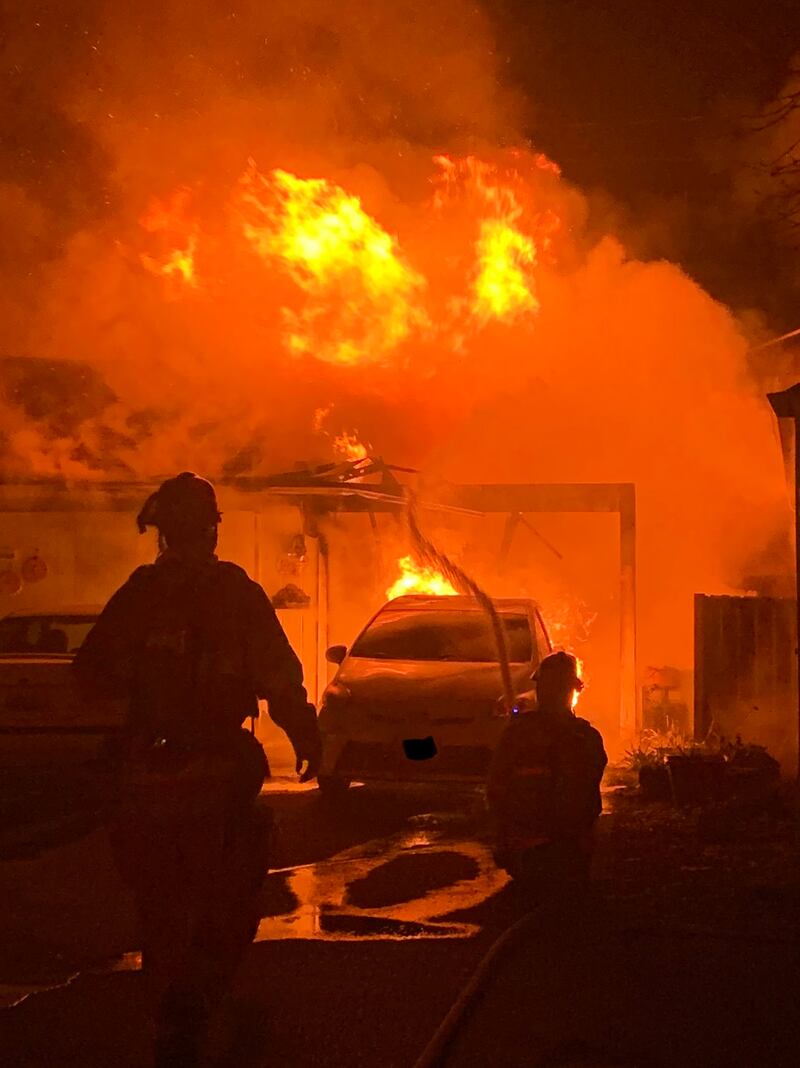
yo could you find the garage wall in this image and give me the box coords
[0,502,329,702]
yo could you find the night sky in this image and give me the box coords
[491,1,800,328]
[493,1,798,187]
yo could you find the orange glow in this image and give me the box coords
[386,555,457,599]
[312,406,331,433]
[333,431,368,461]
[142,237,197,286]
[235,163,426,364]
[2,0,791,774]
[572,656,584,709]
[541,597,598,652]
[139,188,198,288]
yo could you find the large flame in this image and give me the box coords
[571,655,585,710]
[234,163,427,364]
[473,218,537,322]
[134,154,557,361]
[386,555,458,599]
[432,154,554,325]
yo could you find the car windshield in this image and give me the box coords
[0,616,97,655]
[350,609,532,663]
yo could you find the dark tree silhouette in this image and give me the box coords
[758,69,800,233]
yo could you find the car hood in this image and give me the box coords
[334,657,532,708]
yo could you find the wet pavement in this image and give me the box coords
[1,763,797,1066]
[258,790,508,943]
[0,768,509,1009]
[0,767,514,1067]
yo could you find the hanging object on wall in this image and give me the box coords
[21,552,48,584]
[277,532,308,577]
[288,533,307,561]
[272,583,311,609]
[0,569,22,596]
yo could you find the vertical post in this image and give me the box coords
[764,384,798,777]
[619,483,637,741]
[767,384,800,779]
[790,414,794,777]
[693,594,707,740]
[250,511,262,736]
[368,509,383,589]
[252,511,261,584]
[497,512,520,572]
[316,531,329,708]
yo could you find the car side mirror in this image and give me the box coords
[326,644,347,665]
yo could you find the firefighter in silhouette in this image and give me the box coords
[487,651,607,901]
[74,472,321,1067]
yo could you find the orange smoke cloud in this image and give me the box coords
[0,0,793,699]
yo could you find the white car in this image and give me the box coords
[0,607,123,768]
[317,595,551,796]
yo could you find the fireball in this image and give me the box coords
[235,163,427,365]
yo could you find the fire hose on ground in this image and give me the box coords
[412,910,543,1068]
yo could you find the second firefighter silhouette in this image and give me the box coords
[487,651,607,899]
[74,472,321,1068]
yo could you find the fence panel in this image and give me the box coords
[694,594,796,765]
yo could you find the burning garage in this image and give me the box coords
[0,138,796,767]
[0,449,637,747]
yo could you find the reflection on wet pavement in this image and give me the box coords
[0,977,79,1010]
[256,814,507,942]
[0,951,141,1009]
[0,804,507,1008]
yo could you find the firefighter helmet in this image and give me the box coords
[136,472,221,536]
[533,650,584,692]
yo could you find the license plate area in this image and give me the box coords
[402,736,437,761]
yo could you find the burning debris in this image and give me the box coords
[332,432,369,462]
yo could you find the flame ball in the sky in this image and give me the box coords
[130,154,548,372]
[236,163,428,365]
